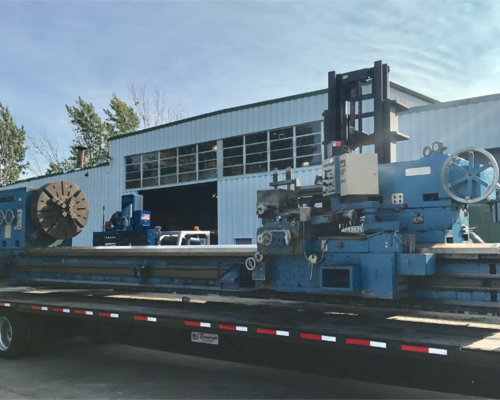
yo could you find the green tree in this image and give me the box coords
[104,93,140,137]
[0,103,27,184]
[65,97,108,168]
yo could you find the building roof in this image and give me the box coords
[109,82,439,142]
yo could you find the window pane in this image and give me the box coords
[223,137,243,148]
[270,138,292,151]
[297,133,321,147]
[142,177,158,187]
[247,152,267,164]
[246,131,267,145]
[126,164,140,173]
[297,154,322,166]
[179,155,196,165]
[142,152,158,162]
[179,163,196,173]
[199,169,217,180]
[296,121,322,136]
[161,166,176,176]
[160,149,177,158]
[270,159,293,170]
[126,171,140,181]
[223,156,243,167]
[271,149,293,160]
[270,127,292,141]
[143,161,158,170]
[160,175,177,185]
[246,142,267,155]
[143,169,158,178]
[223,147,243,157]
[198,141,217,152]
[246,163,267,174]
[179,172,196,182]
[160,158,176,168]
[199,160,217,170]
[126,155,141,165]
[223,166,243,177]
[126,180,141,189]
[179,144,196,155]
[297,144,322,157]
[199,151,216,161]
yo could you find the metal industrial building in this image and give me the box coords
[9,83,500,246]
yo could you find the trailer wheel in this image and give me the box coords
[0,311,30,359]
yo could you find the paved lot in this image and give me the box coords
[0,338,480,399]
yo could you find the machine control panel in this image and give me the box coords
[322,158,336,196]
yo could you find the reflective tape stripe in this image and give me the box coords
[0,303,10,307]
[219,324,248,332]
[347,338,386,348]
[75,310,93,315]
[99,312,119,318]
[135,316,157,322]
[257,328,289,337]
[53,308,70,313]
[185,321,211,328]
[402,345,447,356]
[32,306,48,311]
[300,333,336,342]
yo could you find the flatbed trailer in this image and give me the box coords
[1,286,500,397]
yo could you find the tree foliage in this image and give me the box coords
[104,93,140,137]
[0,102,27,185]
[63,94,140,169]
[65,97,108,168]
[128,84,188,129]
[27,129,74,176]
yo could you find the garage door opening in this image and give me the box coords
[140,182,218,244]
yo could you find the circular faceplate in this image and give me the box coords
[441,147,500,204]
[30,181,89,239]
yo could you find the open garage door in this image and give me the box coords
[140,182,218,244]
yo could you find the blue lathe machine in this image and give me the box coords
[2,61,500,306]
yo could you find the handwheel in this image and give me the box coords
[441,147,499,204]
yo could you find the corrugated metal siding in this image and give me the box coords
[217,167,322,244]
[397,96,500,162]
[390,86,434,108]
[8,86,433,247]
[8,164,120,247]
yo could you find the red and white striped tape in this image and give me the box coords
[257,328,289,337]
[75,310,93,316]
[0,303,10,307]
[401,345,447,356]
[346,338,386,348]
[185,320,211,328]
[53,308,70,313]
[300,333,336,342]
[135,316,157,322]
[98,312,119,318]
[32,306,48,311]
[219,324,248,332]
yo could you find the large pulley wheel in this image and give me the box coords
[441,147,499,204]
[30,181,89,240]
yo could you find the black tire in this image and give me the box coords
[0,310,30,359]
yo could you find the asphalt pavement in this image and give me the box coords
[0,338,482,399]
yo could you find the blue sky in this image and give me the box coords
[1,1,499,169]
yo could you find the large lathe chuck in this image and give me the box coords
[30,181,89,240]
